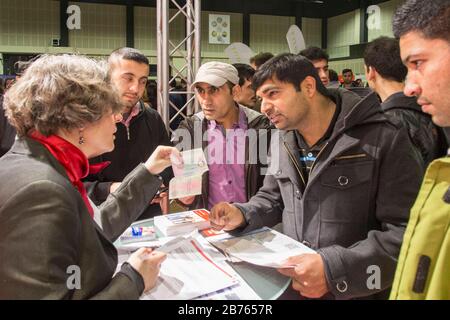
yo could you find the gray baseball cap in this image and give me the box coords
[193,61,239,87]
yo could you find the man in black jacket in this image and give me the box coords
[86,48,172,219]
[364,36,446,167]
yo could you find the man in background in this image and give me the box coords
[300,46,330,87]
[341,68,354,89]
[232,63,260,112]
[328,69,340,88]
[250,52,274,70]
[364,36,446,167]
[86,47,172,219]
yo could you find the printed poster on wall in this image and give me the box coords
[209,14,230,44]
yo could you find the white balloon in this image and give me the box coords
[225,42,255,64]
[286,25,306,54]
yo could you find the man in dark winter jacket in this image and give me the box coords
[210,54,424,300]
[364,36,447,167]
[86,48,172,219]
[172,61,272,210]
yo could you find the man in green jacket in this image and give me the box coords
[390,0,450,300]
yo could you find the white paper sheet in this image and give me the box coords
[169,148,208,199]
[117,232,261,300]
[208,227,316,268]
[141,236,238,300]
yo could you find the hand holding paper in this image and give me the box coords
[145,146,182,175]
[169,148,208,199]
[127,247,167,292]
[170,148,208,177]
[277,253,329,299]
[210,202,246,231]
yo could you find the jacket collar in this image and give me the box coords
[10,137,70,179]
[121,101,142,128]
[328,88,385,141]
[281,88,384,151]
[381,91,423,113]
[119,100,145,127]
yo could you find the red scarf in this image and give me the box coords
[29,131,110,218]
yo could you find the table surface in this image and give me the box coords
[116,218,291,300]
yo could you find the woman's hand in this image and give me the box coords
[127,247,167,292]
[145,146,182,175]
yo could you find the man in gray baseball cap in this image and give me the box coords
[192,61,240,88]
[172,60,271,210]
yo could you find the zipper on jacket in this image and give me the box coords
[309,142,329,179]
[245,161,251,200]
[126,126,130,141]
[283,142,306,187]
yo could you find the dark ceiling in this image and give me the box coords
[58,0,392,18]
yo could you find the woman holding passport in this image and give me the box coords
[0,54,180,299]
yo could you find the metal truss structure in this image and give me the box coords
[157,0,201,133]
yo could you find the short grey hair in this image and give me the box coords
[4,54,122,137]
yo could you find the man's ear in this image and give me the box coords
[366,66,377,81]
[232,84,241,99]
[301,76,317,98]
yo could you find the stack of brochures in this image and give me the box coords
[154,209,211,236]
